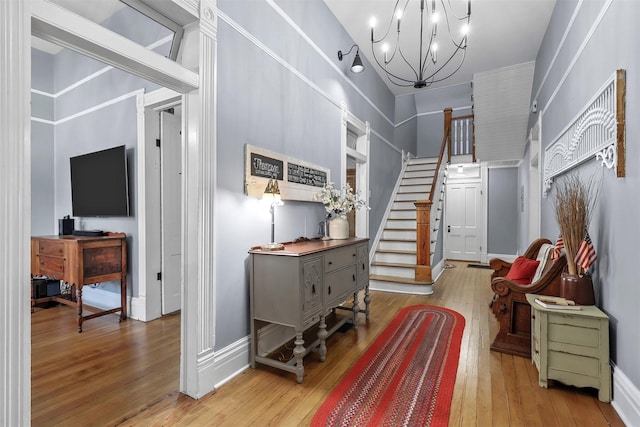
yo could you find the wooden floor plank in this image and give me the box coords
[31,261,625,426]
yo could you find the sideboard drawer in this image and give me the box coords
[324,265,357,306]
[324,246,357,273]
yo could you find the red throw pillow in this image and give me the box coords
[505,256,540,285]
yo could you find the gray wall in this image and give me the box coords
[415,83,473,158]
[31,50,55,236]
[524,0,640,397]
[487,167,518,255]
[215,0,399,348]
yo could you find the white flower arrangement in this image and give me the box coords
[314,182,366,217]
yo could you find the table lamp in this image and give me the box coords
[260,178,285,251]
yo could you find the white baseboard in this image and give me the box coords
[487,253,517,263]
[213,336,251,390]
[81,286,129,313]
[431,259,445,283]
[129,296,145,321]
[612,365,640,427]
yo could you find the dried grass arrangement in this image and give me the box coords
[553,174,599,276]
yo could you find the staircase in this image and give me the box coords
[369,157,446,295]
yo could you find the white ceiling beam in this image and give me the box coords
[31,0,198,93]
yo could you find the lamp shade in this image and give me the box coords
[351,51,364,73]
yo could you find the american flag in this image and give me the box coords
[575,232,597,271]
[552,235,564,260]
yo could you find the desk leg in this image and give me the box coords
[76,285,83,333]
[119,276,127,322]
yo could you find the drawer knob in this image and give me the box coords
[328,286,331,295]
[312,284,316,294]
[352,274,356,281]
[328,261,333,265]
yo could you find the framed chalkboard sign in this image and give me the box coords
[245,144,330,201]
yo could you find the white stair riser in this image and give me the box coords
[369,280,434,295]
[398,185,429,194]
[388,210,416,220]
[395,192,429,201]
[404,170,435,179]
[385,219,416,229]
[370,265,414,278]
[374,252,416,264]
[401,177,431,186]
[378,240,415,251]
[382,229,416,240]
[406,162,437,169]
[392,201,417,210]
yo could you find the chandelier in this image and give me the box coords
[370,0,471,89]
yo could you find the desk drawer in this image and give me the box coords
[38,255,64,278]
[324,246,357,273]
[39,240,64,257]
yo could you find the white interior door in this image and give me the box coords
[445,182,482,262]
[161,110,182,314]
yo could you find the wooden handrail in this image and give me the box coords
[428,107,452,203]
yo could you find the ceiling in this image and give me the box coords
[324,0,556,96]
[32,0,557,98]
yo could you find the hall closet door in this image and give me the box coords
[160,110,182,314]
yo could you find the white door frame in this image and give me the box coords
[340,104,370,238]
[6,1,220,420]
[528,118,542,244]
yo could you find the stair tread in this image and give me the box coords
[369,274,432,285]
[384,227,416,231]
[375,249,416,255]
[380,238,415,243]
[371,261,417,268]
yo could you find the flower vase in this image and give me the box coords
[329,215,349,240]
[560,272,595,305]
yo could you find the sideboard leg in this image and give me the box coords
[364,285,371,321]
[352,291,360,330]
[317,315,328,362]
[293,331,305,384]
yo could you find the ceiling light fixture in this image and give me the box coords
[338,44,365,74]
[370,0,471,89]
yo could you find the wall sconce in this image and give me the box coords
[260,178,285,251]
[338,44,364,74]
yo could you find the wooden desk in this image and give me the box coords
[249,238,370,383]
[31,234,127,332]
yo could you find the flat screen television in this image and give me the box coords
[70,145,130,217]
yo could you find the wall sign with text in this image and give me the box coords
[245,144,330,202]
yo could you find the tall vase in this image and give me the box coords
[560,272,595,305]
[329,215,349,239]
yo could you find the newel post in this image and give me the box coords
[414,200,433,283]
[444,107,453,164]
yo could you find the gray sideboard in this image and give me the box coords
[249,238,370,383]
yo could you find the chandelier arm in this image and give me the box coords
[371,0,404,44]
[422,48,466,83]
[370,43,417,84]
[419,29,437,75]
[444,0,471,21]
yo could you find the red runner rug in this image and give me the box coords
[311,305,465,427]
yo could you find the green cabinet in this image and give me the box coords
[527,293,611,402]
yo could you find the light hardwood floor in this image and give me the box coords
[31,261,625,426]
